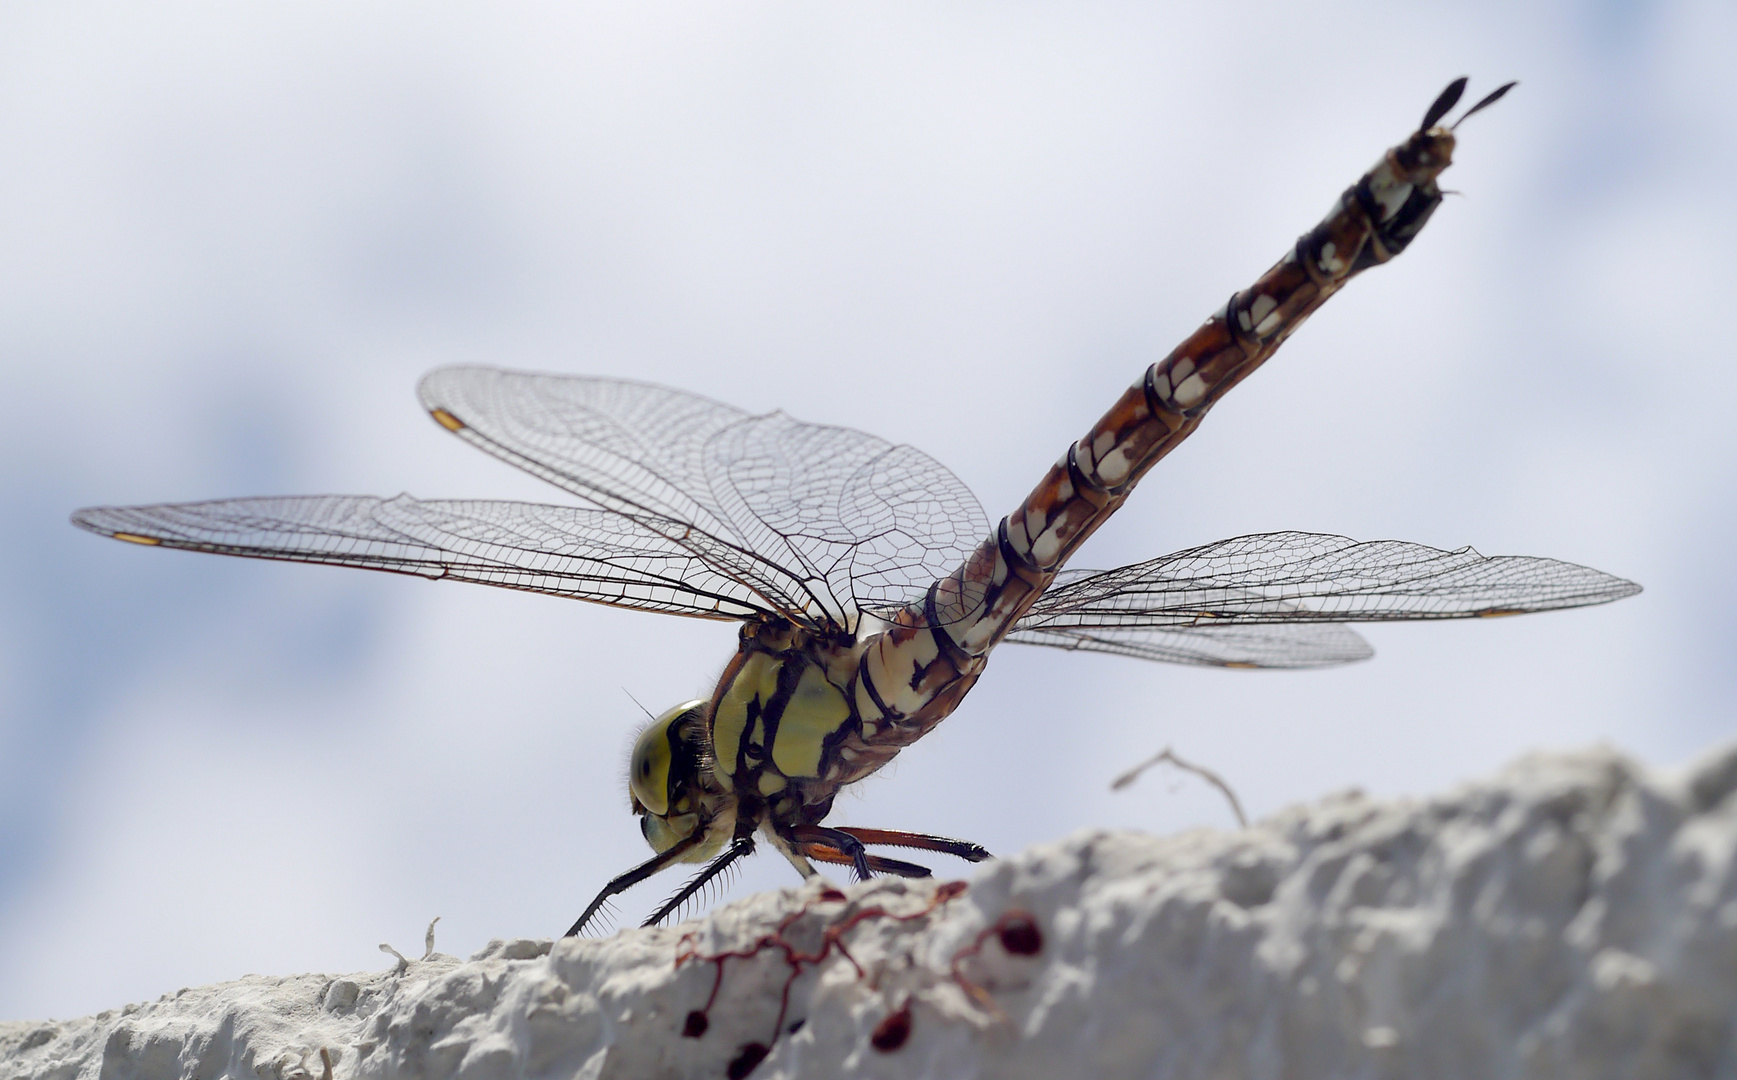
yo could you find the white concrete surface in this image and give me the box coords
[7,741,1735,1079]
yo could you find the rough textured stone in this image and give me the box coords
[6,742,1736,1080]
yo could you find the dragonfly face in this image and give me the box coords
[70,80,1637,937]
[628,699,733,862]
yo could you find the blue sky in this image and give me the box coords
[2,1,1732,1020]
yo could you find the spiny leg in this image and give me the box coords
[801,844,933,878]
[835,827,992,863]
[641,837,757,929]
[788,824,875,881]
[565,832,705,937]
[763,824,820,880]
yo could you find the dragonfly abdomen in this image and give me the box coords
[846,118,1471,736]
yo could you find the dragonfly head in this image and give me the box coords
[629,699,733,860]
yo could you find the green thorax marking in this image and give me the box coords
[709,622,856,802]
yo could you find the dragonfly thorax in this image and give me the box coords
[708,620,861,824]
[635,614,988,866]
[627,619,878,860]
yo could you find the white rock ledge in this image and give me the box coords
[8,743,1737,1080]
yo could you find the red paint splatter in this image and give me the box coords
[871,1001,913,1051]
[997,914,1042,956]
[948,908,1044,1019]
[726,1043,768,1079]
[676,881,971,1074]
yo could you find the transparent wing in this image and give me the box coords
[70,495,782,620]
[418,367,987,631]
[1006,622,1374,669]
[1008,531,1640,665]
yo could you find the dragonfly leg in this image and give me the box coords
[640,837,757,929]
[801,844,933,878]
[564,831,706,937]
[762,824,822,880]
[788,824,875,881]
[835,827,992,863]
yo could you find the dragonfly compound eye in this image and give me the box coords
[628,699,706,817]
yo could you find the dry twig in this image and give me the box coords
[1110,746,1248,828]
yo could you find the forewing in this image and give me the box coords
[419,367,986,629]
[1006,622,1374,669]
[1014,531,1640,645]
[71,495,778,620]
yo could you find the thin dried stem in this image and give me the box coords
[1110,746,1248,828]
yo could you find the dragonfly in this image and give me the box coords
[72,79,1639,935]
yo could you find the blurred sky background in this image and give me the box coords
[2,1,1732,1021]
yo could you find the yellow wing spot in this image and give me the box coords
[113,533,162,546]
[429,408,466,432]
[1477,608,1525,618]
[1222,661,1259,669]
